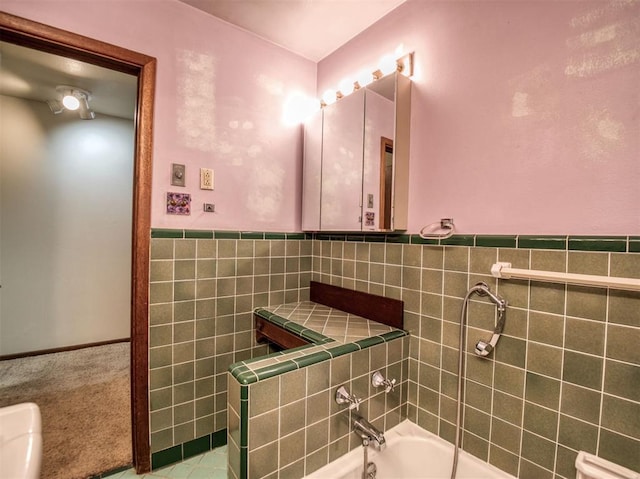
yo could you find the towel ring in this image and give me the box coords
[419,218,455,240]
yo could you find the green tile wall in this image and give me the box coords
[311,239,640,477]
[227,337,409,479]
[149,230,639,477]
[149,233,312,456]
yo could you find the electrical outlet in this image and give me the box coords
[200,168,214,190]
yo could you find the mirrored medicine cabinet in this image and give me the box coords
[302,72,411,232]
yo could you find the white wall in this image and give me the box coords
[0,96,133,355]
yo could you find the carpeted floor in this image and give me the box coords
[0,343,132,479]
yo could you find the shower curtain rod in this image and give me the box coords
[491,262,640,292]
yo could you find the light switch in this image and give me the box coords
[171,163,185,187]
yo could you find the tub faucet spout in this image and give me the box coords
[352,413,386,451]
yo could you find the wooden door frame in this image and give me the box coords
[0,12,155,473]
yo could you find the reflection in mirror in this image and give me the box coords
[381,137,393,230]
[321,88,365,231]
[363,74,395,231]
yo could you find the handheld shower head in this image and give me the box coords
[474,340,493,356]
[467,282,507,358]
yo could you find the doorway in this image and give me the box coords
[0,12,155,473]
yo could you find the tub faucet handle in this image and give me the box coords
[335,385,361,411]
[372,371,396,393]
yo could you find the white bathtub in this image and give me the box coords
[306,420,515,479]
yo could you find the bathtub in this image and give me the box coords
[305,420,515,479]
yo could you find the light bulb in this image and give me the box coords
[62,94,80,111]
[378,54,397,76]
[338,78,354,96]
[282,92,321,126]
[322,89,337,105]
[356,70,373,88]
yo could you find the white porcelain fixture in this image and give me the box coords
[575,451,639,479]
[0,402,43,479]
[305,419,515,479]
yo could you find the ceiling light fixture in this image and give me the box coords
[52,86,96,120]
[62,93,80,110]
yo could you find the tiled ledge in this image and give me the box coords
[255,302,400,344]
[229,304,407,385]
[150,229,639,253]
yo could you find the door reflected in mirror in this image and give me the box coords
[380,137,393,230]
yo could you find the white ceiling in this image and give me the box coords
[0,41,138,120]
[178,0,407,62]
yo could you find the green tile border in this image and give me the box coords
[150,229,638,253]
[183,435,210,459]
[184,229,213,239]
[240,447,248,479]
[568,236,627,252]
[151,228,184,239]
[239,386,249,479]
[240,385,249,401]
[409,234,439,245]
[385,234,411,244]
[300,328,332,343]
[380,329,410,341]
[355,336,385,348]
[150,428,227,470]
[214,231,241,239]
[475,235,517,248]
[212,429,227,448]
[265,232,286,239]
[254,360,299,380]
[240,397,248,447]
[517,236,567,250]
[240,231,265,240]
[292,350,332,368]
[235,368,259,385]
[440,235,475,246]
[151,444,181,469]
[326,342,360,357]
[286,233,307,240]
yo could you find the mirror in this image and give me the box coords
[302,71,411,232]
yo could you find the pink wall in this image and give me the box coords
[3,0,316,231]
[5,0,639,235]
[318,0,640,235]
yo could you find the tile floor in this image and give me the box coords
[108,446,227,479]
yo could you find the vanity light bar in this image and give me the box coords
[321,52,414,107]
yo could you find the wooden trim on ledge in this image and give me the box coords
[310,281,404,330]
